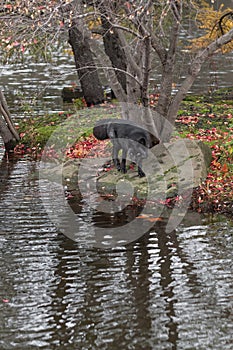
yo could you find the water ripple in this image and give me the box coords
[0,160,232,349]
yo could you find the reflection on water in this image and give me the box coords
[0,159,232,349]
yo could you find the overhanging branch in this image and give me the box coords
[167,26,233,124]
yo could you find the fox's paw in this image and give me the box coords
[138,169,145,177]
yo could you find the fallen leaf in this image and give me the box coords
[221,163,228,173]
[137,214,163,222]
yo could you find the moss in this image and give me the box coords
[16,105,121,155]
[16,92,232,156]
[17,112,69,149]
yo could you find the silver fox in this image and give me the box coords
[93,119,159,177]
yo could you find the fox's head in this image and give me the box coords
[128,138,148,163]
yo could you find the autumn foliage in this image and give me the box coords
[191,4,233,52]
[176,109,233,215]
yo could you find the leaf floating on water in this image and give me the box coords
[136,214,163,222]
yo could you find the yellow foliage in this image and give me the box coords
[88,17,102,30]
[64,48,74,56]
[191,4,233,53]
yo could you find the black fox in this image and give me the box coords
[93,118,159,177]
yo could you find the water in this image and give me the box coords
[0,53,77,116]
[0,47,233,117]
[0,159,232,349]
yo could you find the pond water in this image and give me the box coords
[0,47,233,117]
[0,159,232,349]
[0,52,76,116]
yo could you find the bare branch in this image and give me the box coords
[141,36,151,107]
[150,32,167,65]
[215,11,233,35]
[115,28,142,82]
[167,26,233,126]
[0,90,20,141]
[156,1,182,117]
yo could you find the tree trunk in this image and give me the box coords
[99,8,127,94]
[90,37,127,103]
[0,116,16,152]
[103,30,127,94]
[0,90,19,153]
[156,1,182,138]
[68,24,104,107]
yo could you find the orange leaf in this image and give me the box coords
[137,214,150,219]
[221,163,228,173]
[137,214,163,222]
[147,217,163,223]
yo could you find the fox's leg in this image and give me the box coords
[121,148,127,173]
[137,160,145,177]
[138,167,145,177]
[112,141,121,171]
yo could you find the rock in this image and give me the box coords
[103,86,116,100]
[62,85,116,103]
[40,139,212,206]
[62,87,83,102]
[96,139,212,200]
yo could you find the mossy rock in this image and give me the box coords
[96,139,212,201]
[40,139,212,207]
[62,87,83,102]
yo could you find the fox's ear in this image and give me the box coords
[138,137,146,146]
